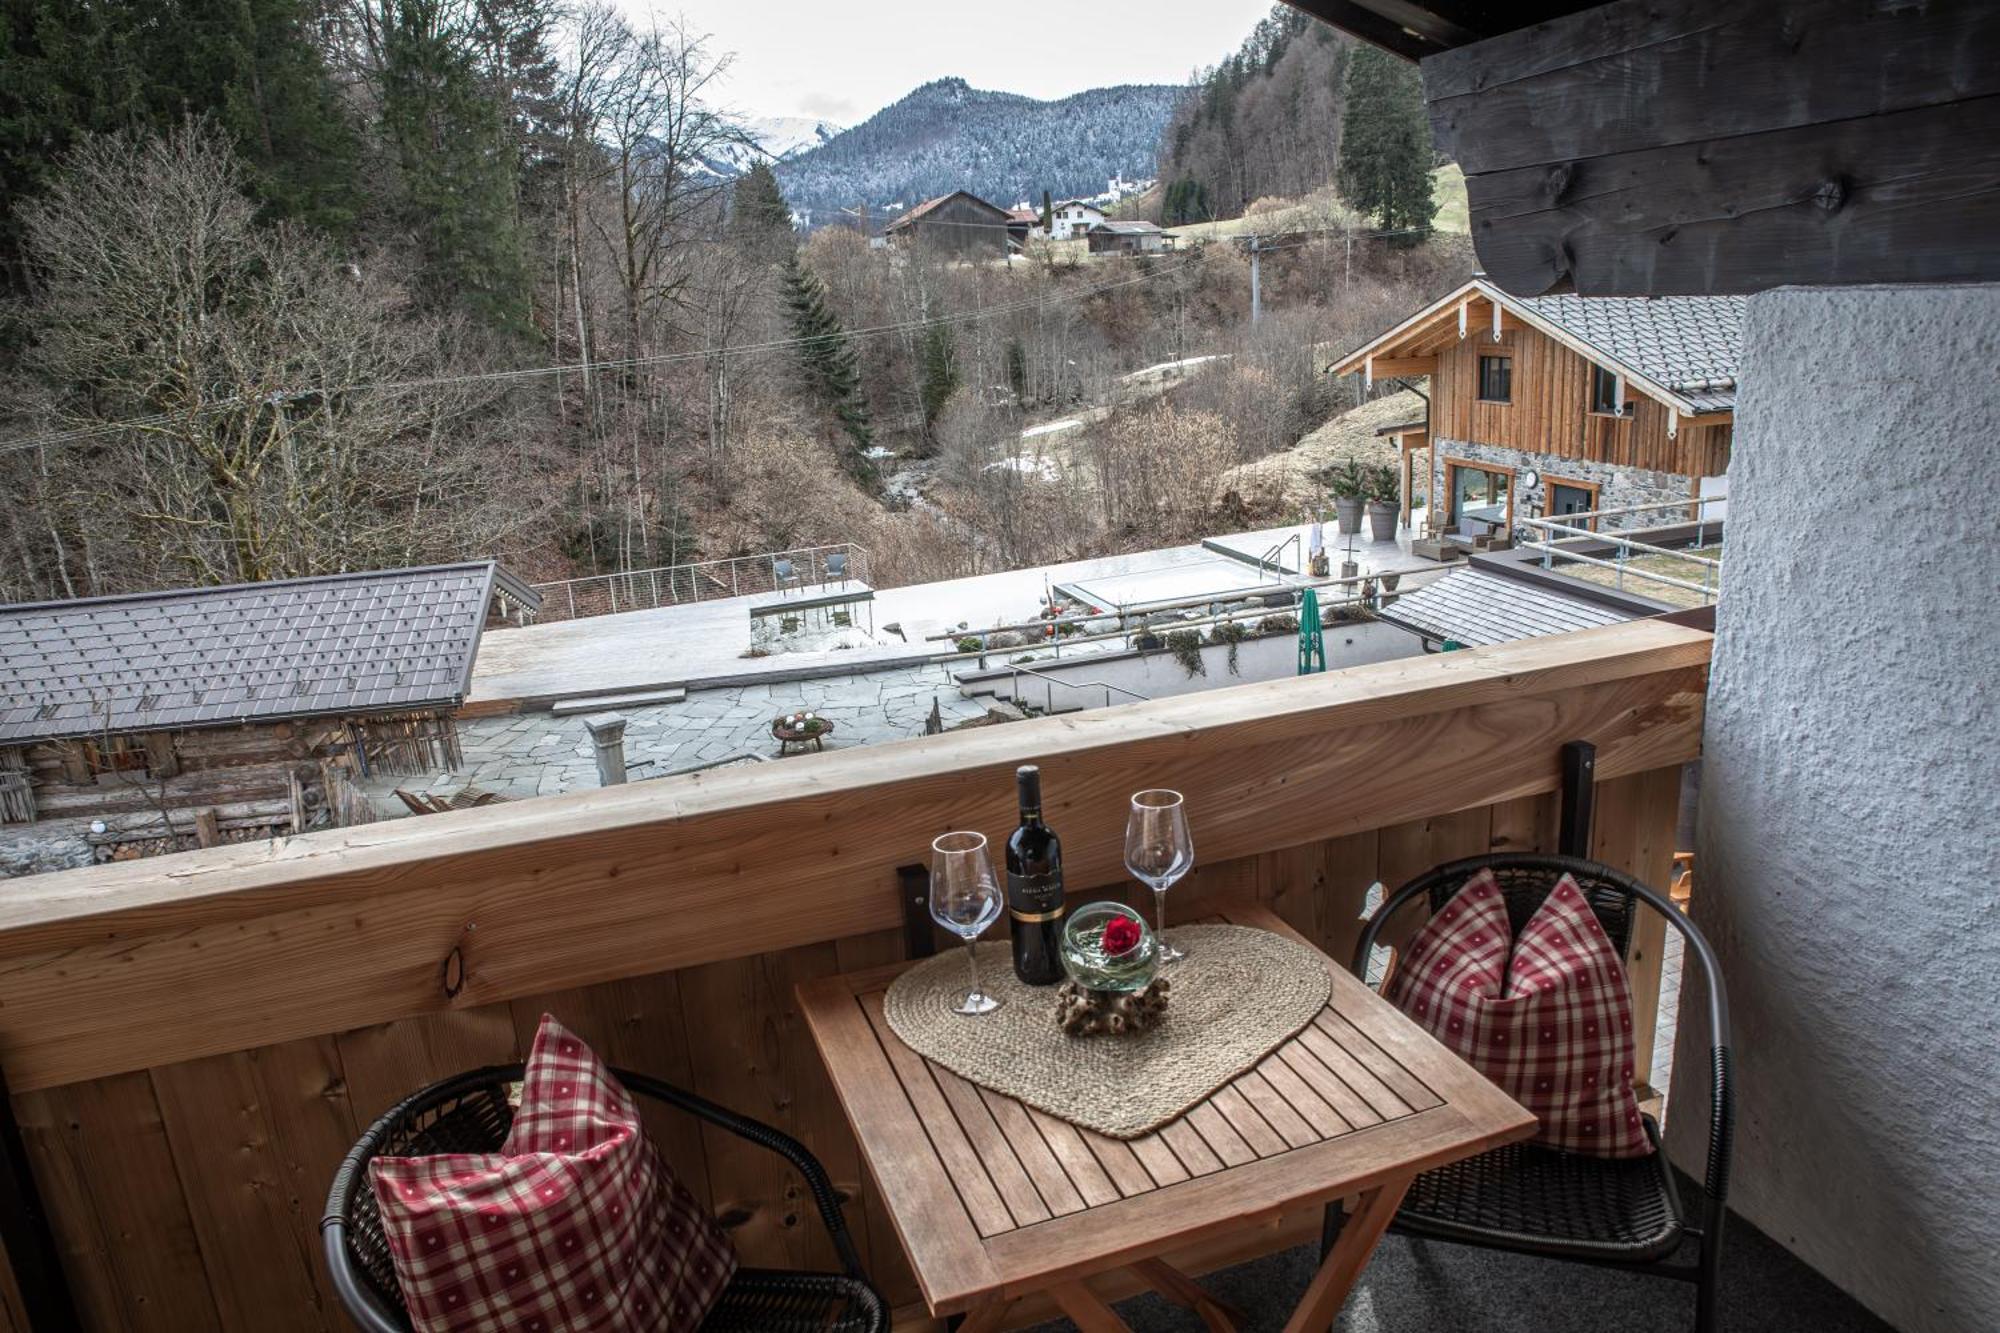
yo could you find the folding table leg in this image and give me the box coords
[1135,1257,1244,1331]
[1282,1174,1414,1333]
[1049,1278,1135,1332]
[953,1298,1018,1333]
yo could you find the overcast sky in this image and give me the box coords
[615,0,1275,125]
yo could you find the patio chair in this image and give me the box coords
[323,1064,887,1333]
[773,557,802,595]
[1338,852,1733,1333]
[825,550,849,584]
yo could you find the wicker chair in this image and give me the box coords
[1339,853,1733,1332]
[322,1065,887,1333]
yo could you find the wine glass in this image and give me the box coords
[931,831,1003,1015]
[1125,790,1193,963]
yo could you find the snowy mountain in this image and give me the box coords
[772,77,1180,220]
[699,114,843,177]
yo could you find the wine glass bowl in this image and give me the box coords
[1125,789,1193,963]
[931,831,1003,1015]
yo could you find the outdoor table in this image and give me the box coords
[797,903,1534,1332]
[772,716,835,755]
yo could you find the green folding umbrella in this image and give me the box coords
[1297,588,1326,675]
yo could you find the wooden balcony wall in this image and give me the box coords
[0,620,1712,1332]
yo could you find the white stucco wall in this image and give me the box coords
[1666,286,1999,1333]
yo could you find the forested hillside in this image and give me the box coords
[1156,4,1436,237]
[0,1,1465,610]
[775,78,1177,215]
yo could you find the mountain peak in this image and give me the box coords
[776,80,1176,218]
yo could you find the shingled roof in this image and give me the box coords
[1380,568,1634,647]
[1518,292,1745,413]
[1332,277,1744,415]
[0,562,528,746]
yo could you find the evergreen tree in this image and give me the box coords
[1040,189,1053,232]
[378,0,534,333]
[1004,338,1028,404]
[1336,45,1436,237]
[731,162,794,255]
[0,0,359,293]
[779,251,873,474]
[917,324,957,444]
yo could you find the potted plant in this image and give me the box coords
[1327,459,1366,534]
[1365,462,1400,542]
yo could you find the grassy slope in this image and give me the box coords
[1163,164,1471,242]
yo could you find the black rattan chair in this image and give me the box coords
[1337,853,1733,1332]
[322,1064,887,1333]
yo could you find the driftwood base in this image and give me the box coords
[1055,978,1170,1037]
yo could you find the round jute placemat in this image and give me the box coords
[883,924,1331,1140]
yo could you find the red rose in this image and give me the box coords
[1101,915,1143,956]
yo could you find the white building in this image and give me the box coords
[1049,199,1106,241]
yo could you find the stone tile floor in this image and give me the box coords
[374,660,994,807]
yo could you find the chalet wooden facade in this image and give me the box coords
[883,190,1012,256]
[1332,278,1740,537]
[0,562,536,861]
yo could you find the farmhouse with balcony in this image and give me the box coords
[882,190,1012,255]
[1048,197,1107,240]
[1332,278,1741,542]
[0,561,536,861]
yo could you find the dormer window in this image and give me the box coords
[1591,363,1623,415]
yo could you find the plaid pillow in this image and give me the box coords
[1386,869,1651,1158]
[370,1015,737,1330]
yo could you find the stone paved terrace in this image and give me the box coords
[373,658,994,807]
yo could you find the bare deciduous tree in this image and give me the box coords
[18,122,533,588]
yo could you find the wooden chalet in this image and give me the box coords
[0,562,537,849]
[883,190,1012,256]
[1331,277,1739,538]
[1086,220,1170,255]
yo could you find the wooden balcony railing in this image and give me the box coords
[0,618,1711,1331]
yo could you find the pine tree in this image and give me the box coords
[779,251,874,474]
[1040,189,1053,233]
[732,162,794,256]
[378,0,534,333]
[918,324,958,444]
[1336,45,1436,237]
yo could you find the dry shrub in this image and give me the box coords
[718,421,876,553]
[1089,404,1237,544]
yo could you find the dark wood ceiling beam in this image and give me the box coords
[1422,0,2000,294]
[1282,1,1446,62]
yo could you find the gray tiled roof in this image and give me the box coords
[1519,292,1745,413]
[1381,569,1633,647]
[0,563,507,745]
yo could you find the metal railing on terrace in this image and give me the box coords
[531,542,867,622]
[1517,497,1723,605]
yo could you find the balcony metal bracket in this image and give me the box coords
[899,863,937,960]
[1558,739,1597,857]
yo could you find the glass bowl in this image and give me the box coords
[1060,901,1159,993]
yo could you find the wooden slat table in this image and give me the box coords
[798,904,1535,1332]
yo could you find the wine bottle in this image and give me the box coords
[1006,765,1067,985]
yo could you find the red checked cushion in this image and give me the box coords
[1387,868,1651,1158]
[369,1015,737,1330]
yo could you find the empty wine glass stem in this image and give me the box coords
[963,937,983,998]
[1154,888,1168,944]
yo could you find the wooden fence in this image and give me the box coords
[0,619,1710,1331]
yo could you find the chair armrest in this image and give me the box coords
[614,1069,867,1280]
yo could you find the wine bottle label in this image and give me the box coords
[1007,869,1064,920]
